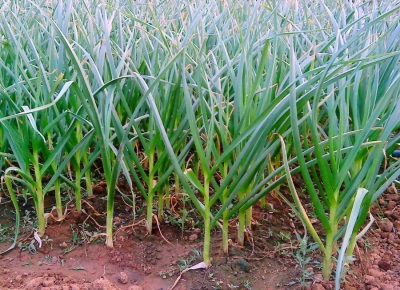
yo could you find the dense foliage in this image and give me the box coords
[0,0,399,287]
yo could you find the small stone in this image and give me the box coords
[344,285,357,290]
[381,232,390,239]
[118,272,129,284]
[59,242,68,249]
[387,201,396,210]
[313,274,324,282]
[368,268,384,278]
[393,221,400,231]
[364,275,376,285]
[91,277,119,290]
[145,235,155,242]
[189,234,198,241]
[311,284,325,290]
[389,194,400,201]
[26,277,45,288]
[378,220,393,232]
[380,284,394,290]
[43,277,55,287]
[70,284,80,290]
[128,286,144,290]
[388,233,396,241]
[236,259,251,273]
[378,260,392,271]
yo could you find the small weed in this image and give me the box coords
[72,232,79,245]
[38,255,53,266]
[243,280,252,289]
[278,231,291,241]
[208,273,223,287]
[295,234,319,286]
[69,224,103,248]
[333,255,356,285]
[177,249,202,271]
[363,237,374,250]
[21,210,37,232]
[69,266,86,270]
[159,267,176,279]
[18,240,38,254]
[0,224,11,242]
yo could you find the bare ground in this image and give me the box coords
[0,185,399,290]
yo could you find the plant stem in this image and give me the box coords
[105,188,114,247]
[322,231,334,279]
[203,174,211,265]
[146,152,155,234]
[54,179,63,218]
[33,150,46,236]
[158,182,168,222]
[83,153,93,196]
[75,167,82,211]
[36,195,46,236]
[238,207,245,246]
[222,162,229,254]
[245,206,252,229]
[322,204,338,279]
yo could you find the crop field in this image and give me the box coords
[0,0,399,289]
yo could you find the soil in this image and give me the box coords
[0,183,399,290]
[346,185,400,290]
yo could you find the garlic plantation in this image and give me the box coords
[0,0,399,287]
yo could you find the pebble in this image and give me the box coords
[236,259,251,273]
[26,277,45,288]
[387,201,397,210]
[378,220,393,232]
[91,278,119,290]
[188,234,198,241]
[42,277,55,287]
[380,284,395,290]
[378,260,392,271]
[364,275,376,285]
[311,284,325,290]
[59,242,68,249]
[381,232,390,239]
[368,268,384,278]
[118,272,129,284]
[128,287,144,290]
